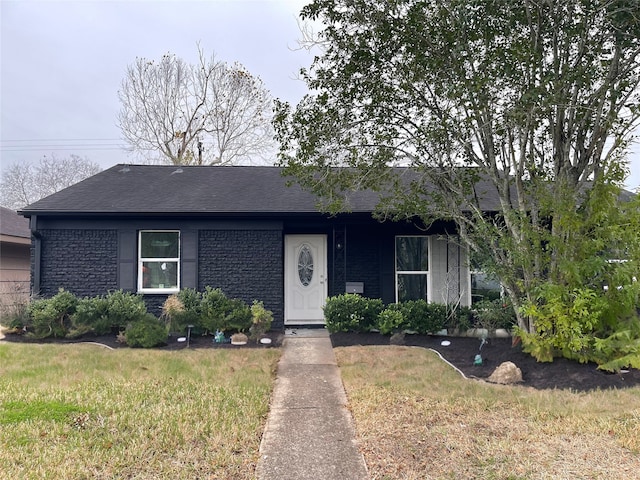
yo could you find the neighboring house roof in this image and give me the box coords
[19,164,504,217]
[0,207,30,242]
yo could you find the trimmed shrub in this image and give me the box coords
[395,300,448,334]
[174,288,203,332]
[161,289,203,334]
[27,289,78,338]
[103,290,148,331]
[324,294,383,333]
[72,295,111,335]
[124,314,168,348]
[225,298,252,332]
[377,307,405,335]
[70,290,149,336]
[200,287,229,333]
[200,287,251,334]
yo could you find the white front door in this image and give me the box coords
[285,235,328,325]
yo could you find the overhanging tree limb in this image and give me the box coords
[276,0,640,335]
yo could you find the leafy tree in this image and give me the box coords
[0,154,101,210]
[275,0,640,341]
[118,46,276,165]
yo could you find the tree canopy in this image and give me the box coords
[118,47,276,166]
[0,155,102,210]
[275,0,640,369]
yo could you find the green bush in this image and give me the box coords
[225,298,252,332]
[395,300,448,334]
[377,307,405,335]
[519,283,640,371]
[70,290,149,336]
[103,290,148,330]
[200,287,251,334]
[200,287,228,333]
[323,294,383,333]
[27,289,78,338]
[162,289,203,333]
[72,295,111,335]
[176,288,203,330]
[124,314,168,348]
[451,306,474,332]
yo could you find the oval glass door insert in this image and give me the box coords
[297,244,314,286]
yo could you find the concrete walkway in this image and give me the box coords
[256,328,369,480]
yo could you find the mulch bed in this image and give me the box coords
[331,333,640,392]
[4,330,640,391]
[0,331,285,350]
[330,332,640,392]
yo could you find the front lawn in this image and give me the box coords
[0,343,280,479]
[337,346,640,480]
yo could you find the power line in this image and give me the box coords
[1,138,123,142]
[0,138,128,153]
[2,147,128,152]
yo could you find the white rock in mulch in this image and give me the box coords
[487,361,523,384]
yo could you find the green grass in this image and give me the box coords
[0,399,85,424]
[0,343,280,479]
[337,346,640,480]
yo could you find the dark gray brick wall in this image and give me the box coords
[199,230,284,329]
[37,229,118,298]
[142,295,169,318]
[346,228,383,299]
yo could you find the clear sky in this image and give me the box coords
[1,0,639,191]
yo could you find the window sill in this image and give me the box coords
[138,288,180,295]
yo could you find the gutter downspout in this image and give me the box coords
[29,215,42,295]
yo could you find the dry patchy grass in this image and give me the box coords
[336,346,640,480]
[0,343,280,479]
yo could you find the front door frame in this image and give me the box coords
[284,234,328,325]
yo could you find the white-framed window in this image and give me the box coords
[138,230,180,294]
[395,236,429,302]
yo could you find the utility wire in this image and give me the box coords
[1,138,128,152]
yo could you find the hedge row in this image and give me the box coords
[6,287,272,347]
[324,294,515,335]
[161,287,272,342]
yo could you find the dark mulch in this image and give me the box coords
[330,332,640,392]
[0,331,285,350]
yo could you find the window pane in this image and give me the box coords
[297,244,314,287]
[142,261,178,289]
[471,272,501,303]
[141,231,179,258]
[398,274,427,302]
[396,237,428,271]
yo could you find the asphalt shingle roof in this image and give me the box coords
[0,207,30,238]
[19,165,384,216]
[19,164,507,217]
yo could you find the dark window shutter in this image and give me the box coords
[118,230,137,292]
[181,230,198,289]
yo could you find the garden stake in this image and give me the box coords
[187,324,194,348]
[474,336,487,365]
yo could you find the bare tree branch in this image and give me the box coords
[0,155,102,210]
[117,47,276,165]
